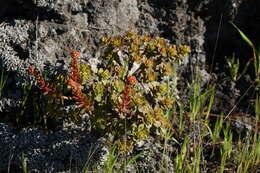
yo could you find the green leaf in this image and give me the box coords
[122,153,143,169]
[21,153,28,173]
[230,22,255,49]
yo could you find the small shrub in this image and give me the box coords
[28,31,190,152]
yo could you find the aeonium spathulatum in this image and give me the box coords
[27,31,190,153]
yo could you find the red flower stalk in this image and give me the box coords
[28,66,54,95]
[68,51,93,111]
[67,79,93,111]
[127,75,137,85]
[119,76,137,114]
[70,50,80,82]
[71,50,80,59]
[120,85,131,113]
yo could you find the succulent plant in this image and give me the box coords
[28,31,190,153]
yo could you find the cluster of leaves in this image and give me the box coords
[29,31,190,152]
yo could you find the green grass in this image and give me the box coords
[0,68,9,98]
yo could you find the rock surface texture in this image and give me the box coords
[0,0,259,172]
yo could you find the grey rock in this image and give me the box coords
[0,97,20,112]
[0,122,107,172]
[133,138,175,173]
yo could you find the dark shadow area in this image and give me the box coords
[10,42,30,60]
[203,0,260,112]
[0,0,66,23]
[188,0,260,74]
